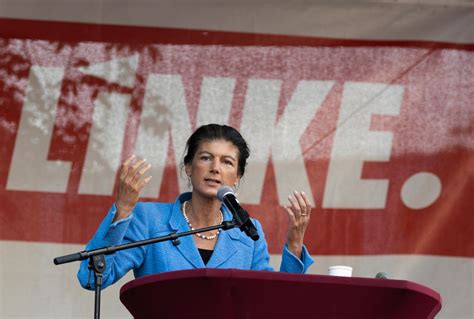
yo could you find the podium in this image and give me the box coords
[120,269,442,318]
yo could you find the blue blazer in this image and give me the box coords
[78,193,314,289]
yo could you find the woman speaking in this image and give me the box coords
[78,124,314,289]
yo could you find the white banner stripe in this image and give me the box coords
[0,241,471,318]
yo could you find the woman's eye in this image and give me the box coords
[201,155,210,161]
[224,160,233,166]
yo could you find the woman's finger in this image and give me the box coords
[300,191,312,216]
[123,154,135,166]
[288,193,305,220]
[125,158,147,184]
[283,205,297,224]
[131,163,152,185]
[293,191,307,216]
[120,154,136,179]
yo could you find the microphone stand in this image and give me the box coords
[53,220,237,319]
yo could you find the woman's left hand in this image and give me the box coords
[284,191,312,258]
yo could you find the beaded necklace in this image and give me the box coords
[182,200,223,240]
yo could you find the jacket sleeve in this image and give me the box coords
[250,219,314,273]
[280,244,314,273]
[249,219,274,271]
[77,204,149,290]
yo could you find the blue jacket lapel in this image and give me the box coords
[206,207,239,268]
[169,195,204,269]
[168,194,240,269]
[206,229,238,268]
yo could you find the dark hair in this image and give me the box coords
[183,124,250,176]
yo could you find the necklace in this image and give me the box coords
[182,200,223,240]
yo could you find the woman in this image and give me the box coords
[78,124,313,290]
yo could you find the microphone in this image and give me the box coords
[217,186,259,241]
[375,272,389,279]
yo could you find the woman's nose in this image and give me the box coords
[210,159,220,173]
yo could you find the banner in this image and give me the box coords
[1,16,473,318]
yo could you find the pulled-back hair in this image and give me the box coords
[183,124,250,176]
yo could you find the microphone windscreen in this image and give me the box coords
[375,272,389,279]
[217,186,235,201]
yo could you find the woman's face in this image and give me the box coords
[185,139,241,199]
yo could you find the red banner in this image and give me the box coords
[1,18,473,257]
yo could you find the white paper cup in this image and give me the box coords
[328,265,353,277]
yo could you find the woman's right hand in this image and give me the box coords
[113,155,152,222]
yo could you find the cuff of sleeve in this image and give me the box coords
[106,204,133,244]
[280,244,315,273]
[87,204,133,248]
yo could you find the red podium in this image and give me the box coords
[120,269,441,318]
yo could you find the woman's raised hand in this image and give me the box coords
[113,155,152,222]
[283,191,312,258]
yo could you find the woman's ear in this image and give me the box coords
[185,163,192,177]
[234,175,241,187]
